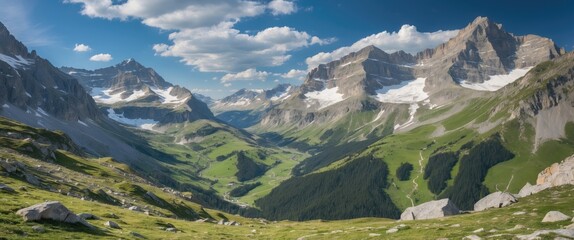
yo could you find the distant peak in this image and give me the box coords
[117,58,144,69]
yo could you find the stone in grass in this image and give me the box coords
[542,211,570,223]
[462,235,482,240]
[400,199,459,220]
[31,225,45,233]
[0,183,16,193]
[16,201,94,229]
[130,231,146,239]
[78,213,99,220]
[473,191,517,212]
[386,228,399,234]
[166,227,178,232]
[104,221,121,229]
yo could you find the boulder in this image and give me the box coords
[78,213,99,220]
[0,183,15,193]
[473,191,518,211]
[542,211,571,222]
[24,173,40,186]
[519,155,574,197]
[104,220,121,229]
[463,235,482,240]
[165,227,177,232]
[400,199,460,220]
[128,206,142,212]
[516,229,574,239]
[16,201,94,229]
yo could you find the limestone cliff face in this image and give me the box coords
[259,17,563,130]
[417,16,562,89]
[0,22,100,121]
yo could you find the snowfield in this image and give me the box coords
[459,67,532,91]
[304,87,346,110]
[91,88,148,104]
[106,108,158,131]
[0,54,32,69]
[374,78,429,103]
[270,86,292,102]
[151,87,188,104]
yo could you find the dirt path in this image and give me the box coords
[405,150,424,207]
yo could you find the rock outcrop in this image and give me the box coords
[473,191,517,211]
[541,211,571,223]
[400,199,460,220]
[518,154,574,197]
[16,201,93,228]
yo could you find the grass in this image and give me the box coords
[2,164,574,240]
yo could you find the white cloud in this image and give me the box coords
[223,83,232,87]
[154,24,325,72]
[306,25,459,69]
[89,53,113,62]
[281,69,307,80]
[268,0,296,16]
[66,0,330,72]
[73,43,91,52]
[221,68,269,82]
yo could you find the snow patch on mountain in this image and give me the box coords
[304,87,346,110]
[270,86,292,102]
[459,67,533,91]
[395,103,419,130]
[151,87,188,104]
[0,54,32,69]
[106,108,158,131]
[91,88,147,104]
[374,78,428,103]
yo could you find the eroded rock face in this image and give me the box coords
[400,199,460,220]
[474,191,518,212]
[518,155,574,197]
[16,201,93,228]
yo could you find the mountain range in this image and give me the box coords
[1,15,574,239]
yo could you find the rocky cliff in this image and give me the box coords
[62,60,214,128]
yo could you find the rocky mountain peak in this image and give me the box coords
[0,22,30,58]
[117,58,145,71]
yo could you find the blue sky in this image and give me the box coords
[1,0,573,99]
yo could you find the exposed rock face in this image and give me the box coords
[0,22,101,121]
[519,154,574,197]
[0,183,15,193]
[212,84,296,128]
[258,16,561,131]
[400,199,460,220]
[62,59,214,127]
[473,191,518,211]
[16,201,93,228]
[541,211,571,222]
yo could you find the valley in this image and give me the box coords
[1,6,574,239]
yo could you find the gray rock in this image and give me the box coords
[386,228,398,234]
[0,183,15,193]
[542,211,571,222]
[462,235,482,240]
[78,213,99,220]
[473,228,484,233]
[512,211,526,215]
[516,229,574,239]
[474,191,517,211]
[165,227,177,232]
[31,225,45,233]
[519,155,574,198]
[400,199,460,220]
[130,231,146,239]
[16,201,92,229]
[104,220,120,229]
[217,219,227,225]
[128,206,142,212]
[24,173,40,186]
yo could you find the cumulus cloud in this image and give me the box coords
[221,68,269,82]
[89,53,113,62]
[154,24,324,72]
[73,43,91,52]
[268,0,296,15]
[306,25,459,69]
[66,0,329,72]
[281,69,307,80]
